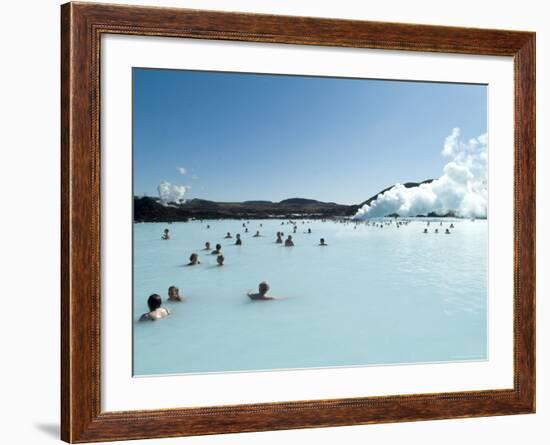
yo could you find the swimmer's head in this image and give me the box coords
[189,253,198,263]
[205,242,211,249]
[164,229,169,233]
[215,243,221,251]
[147,294,162,312]
[168,286,179,298]
[236,234,241,238]
[320,238,325,244]
[259,281,270,294]
[217,255,224,265]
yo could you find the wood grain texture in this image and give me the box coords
[60,2,536,442]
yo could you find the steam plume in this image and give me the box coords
[354,128,487,219]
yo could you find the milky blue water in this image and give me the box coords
[133,218,487,376]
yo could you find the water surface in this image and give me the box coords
[133,218,487,376]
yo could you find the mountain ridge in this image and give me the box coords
[133,179,448,222]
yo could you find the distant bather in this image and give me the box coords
[247,281,274,301]
[168,285,184,302]
[139,294,170,321]
[188,253,200,265]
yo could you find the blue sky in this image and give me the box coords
[133,68,486,205]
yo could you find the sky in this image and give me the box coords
[133,68,487,205]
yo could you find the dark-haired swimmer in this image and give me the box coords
[253,230,261,237]
[224,232,232,239]
[211,243,222,255]
[139,294,170,321]
[203,242,211,251]
[247,281,274,301]
[284,235,294,247]
[235,234,242,245]
[216,254,225,266]
[161,228,171,240]
[188,253,200,265]
[319,238,327,246]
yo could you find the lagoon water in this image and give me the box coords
[133,218,487,376]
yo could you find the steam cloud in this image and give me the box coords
[354,128,488,219]
[158,181,189,204]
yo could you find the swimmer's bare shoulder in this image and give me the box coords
[247,292,276,301]
[247,292,287,301]
[139,308,170,321]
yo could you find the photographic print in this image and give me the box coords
[132,68,488,377]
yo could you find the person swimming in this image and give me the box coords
[253,230,261,237]
[285,235,294,246]
[434,229,439,234]
[167,285,184,302]
[423,228,428,233]
[211,243,222,255]
[139,294,170,321]
[161,228,171,240]
[445,229,451,234]
[245,228,249,233]
[307,228,312,234]
[276,232,283,244]
[206,225,210,229]
[235,234,242,245]
[450,223,455,228]
[216,254,225,266]
[247,281,275,301]
[319,238,327,246]
[203,242,211,251]
[188,253,200,265]
[224,232,232,239]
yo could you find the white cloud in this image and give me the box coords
[178,167,187,175]
[354,128,488,219]
[158,181,188,204]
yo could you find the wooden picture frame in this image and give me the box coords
[61,2,535,442]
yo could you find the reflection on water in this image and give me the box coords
[133,218,487,376]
